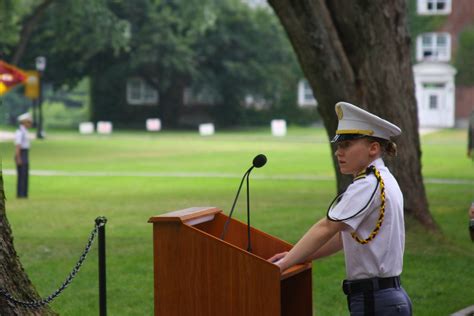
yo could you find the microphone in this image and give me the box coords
[252,154,267,168]
[221,154,267,253]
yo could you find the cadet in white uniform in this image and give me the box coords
[14,112,32,198]
[269,102,412,315]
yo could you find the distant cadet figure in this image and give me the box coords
[14,112,33,198]
[269,102,412,315]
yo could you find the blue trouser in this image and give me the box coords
[16,149,29,198]
[347,287,412,315]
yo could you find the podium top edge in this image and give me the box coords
[148,207,223,223]
[281,262,312,280]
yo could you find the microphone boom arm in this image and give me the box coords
[221,154,266,253]
[246,169,252,252]
[220,166,254,240]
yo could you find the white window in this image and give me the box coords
[417,0,451,15]
[126,78,158,105]
[297,79,317,107]
[416,33,451,62]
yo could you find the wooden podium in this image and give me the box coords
[148,207,312,316]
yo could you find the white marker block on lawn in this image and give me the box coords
[146,118,162,132]
[97,121,113,134]
[199,123,215,136]
[79,122,94,134]
[271,119,287,137]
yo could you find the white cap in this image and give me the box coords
[17,112,32,123]
[331,102,401,143]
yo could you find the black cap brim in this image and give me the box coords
[331,134,367,143]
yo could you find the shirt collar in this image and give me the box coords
[354,157,385,179]
[369,157,385,169]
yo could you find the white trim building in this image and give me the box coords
[413,62,456,127]
[413,0,458,128]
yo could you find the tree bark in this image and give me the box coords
[268,0,438,230]
[0,173,57,315]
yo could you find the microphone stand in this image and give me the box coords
[246,170,252,252]
[221,154,266,253]
[220,166,253,241]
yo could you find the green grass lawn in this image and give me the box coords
[0,127,472,315]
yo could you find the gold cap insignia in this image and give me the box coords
[336,105,343,120]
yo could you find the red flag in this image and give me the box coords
[0,61,27,95]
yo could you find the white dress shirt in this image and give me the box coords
[14,125,30,149]
[328,158,405,280]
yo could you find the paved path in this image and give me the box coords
[0,131,15,140]
[1,169,472,185]
[0,131,35,141]
[451,305,474,316]
[419,128,440,135]
[0,169,334,181]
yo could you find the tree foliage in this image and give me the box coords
[111,0,303,126]
[194,1,303,125]
[18,0,129,87]
[455,26,474,85]
[0,0,37,55]
[3,0,306,127]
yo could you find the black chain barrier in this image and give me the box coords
[0,217,107,309]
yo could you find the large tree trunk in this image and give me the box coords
[0,173,56,315]
[268,0,438,230]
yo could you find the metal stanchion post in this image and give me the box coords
[0,218,108,308]
[96,217,107,316]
